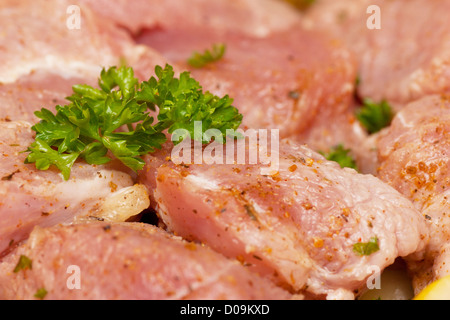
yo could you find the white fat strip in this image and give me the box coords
[395,110,415,129]
[40,169,133,207]
[185,173,221,191]
[94,184,150,222]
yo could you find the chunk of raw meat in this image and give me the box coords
[0,0,168,84]
[303,0,450,108]
[139,138,428,299]
[377,94,450,293]
[377,94,450,208]
[0,222,294,300]
[0,121,147,257]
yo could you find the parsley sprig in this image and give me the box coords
[187,43,226,68]
[320,144,358,171]
[25,64,242,180]
[356,98,394,134]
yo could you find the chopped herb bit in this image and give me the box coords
[13,255,32,273]
[353,237,380,256]
[355,74,361,86]
[34,288,48,300]
[283,0,316,10]
[288,90,301,100]
[25,64,242,180]
[356,98,394,134]
[320,144,358,170]
[187,43,226,68]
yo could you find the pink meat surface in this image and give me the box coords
[0,0,169,84]
[303,0,450,109]
[0,71,93,123]
[0,222,294,300]
[139,139,428,299]
[138,27,357,140]
[377,94,450,292]
[0,121,135,257]
[377,94,450,208]
[0,0,175,126]
[137,17,372,173]
[77,0,302,37]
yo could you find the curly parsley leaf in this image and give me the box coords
[187,43,226,68]
[25,64,242,180]
[25,139,80,180]
[320,144,358,171]
[356,98,394,134]
[136,64,242,144]
[353,237,380,256]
